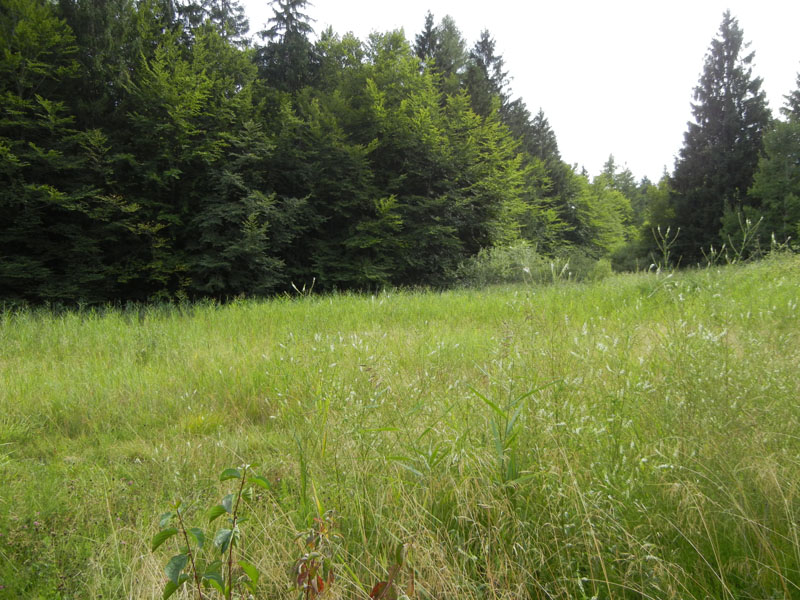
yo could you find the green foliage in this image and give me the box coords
[670,11,771,263]
[783,71,800,120]
[256,0,314,92]
[457,242,613,286]
[565,170,634,256]
[464,30,509,117]
[177,0,250,43]
[428,15,467,97]
[186,119,303,297]
[413,11,437,67]
[0,0,140,302]
[2,257,800,597]
[5,2,795,305]
[501,105,574,251]
[456,243,550,286]
[749,117,800,246]
[151,466,265,600]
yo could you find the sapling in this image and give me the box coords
[152,465,270,599]
[292,510,340,599]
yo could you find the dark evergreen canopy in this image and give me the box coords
[2,2,794,304]
[669,11,771,261]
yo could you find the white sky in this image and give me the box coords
[240,0,800,182]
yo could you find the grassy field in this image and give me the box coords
[1,255,799,599]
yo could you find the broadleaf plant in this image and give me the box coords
[151,465,265,600]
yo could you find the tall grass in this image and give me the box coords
[1,254,799,598]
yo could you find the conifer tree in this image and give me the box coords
[0,0,141,302]
[784,71,800,120]
[413,10,437,67]
[177,0,250,43]
[464,30,509,117]
[430,15,466,97]
[257,0,314,92]
[749,72,800,245]
[670,11,770,261]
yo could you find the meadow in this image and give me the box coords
[1,255,799,599]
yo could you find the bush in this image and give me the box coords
[456,244,549,286]
[588,257,613,281]
[457,244,613,287]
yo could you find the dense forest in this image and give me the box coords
[1,0,799,303]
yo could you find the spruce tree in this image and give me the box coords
[670,11,770,262]
[257,0,314,92]
[430,15,466,97]
[413,10,437,67]
[177,0,250,43]
[749,73,800,245]
[784,71,800,120]
[0,0,141,302]
[464,30,509,117]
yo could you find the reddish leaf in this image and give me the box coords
[369,581,398,600]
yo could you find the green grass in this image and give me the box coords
[1,255,799,599]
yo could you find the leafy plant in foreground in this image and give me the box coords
[292,510,340,599]
[152,465,270,599]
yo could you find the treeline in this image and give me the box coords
[1,1,798,303]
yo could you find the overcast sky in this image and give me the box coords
[239,0,800,182]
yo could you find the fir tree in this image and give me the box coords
[413,10,437,66]
[256,0,314,92]
[464,30,509,117]
[784,71,800,120]
[430,15,466,97]
[670,11,770,261]
[749,74,800,245]
[0,0,140,302]
[177,0,250,43]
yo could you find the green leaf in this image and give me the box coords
[220,468,242,481]
[187,527,205,549]
[249,475,271,490]
[165,553,188,585]
[359,427,400,432]
[238,559,260,585]
[159,512,174,528]
[162,574,188,600]
[469,385,507,420]
[491,419,503,457]
[387,455,425,477]
[151,528,178,552]
[221,493,234,514]
[204,559,222,576]
[202,561,224,594]
[204,574,225,595]
[214,528,233,554]
[208,505,226,522]
[506,404,524,439]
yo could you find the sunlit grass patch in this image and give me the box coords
[1,254,798,598]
